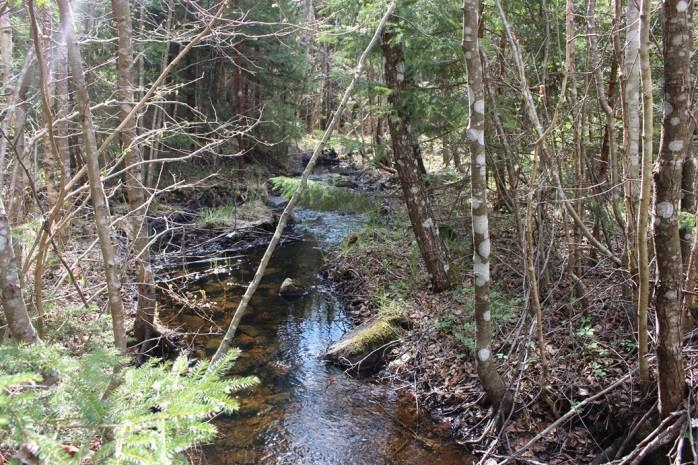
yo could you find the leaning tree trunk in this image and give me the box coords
[381,24,450,293]
[462,0,511,414]
[653,0,691,419]
[0,7,11,188]
[111,0,157,352]
[636,0,653,387]
[0,197,38,344]
[58,0,127,352]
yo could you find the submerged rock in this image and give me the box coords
[324,318,402,373]
[238,325,263,338]
[279,278,306,297]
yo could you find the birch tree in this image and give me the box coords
[621,0,641,317]
[462,0,511,413]
[636,0,653,386]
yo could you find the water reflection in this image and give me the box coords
[160,209,471,465]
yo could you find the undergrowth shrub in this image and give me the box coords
[0,344,257,465]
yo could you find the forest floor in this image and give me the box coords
[35,148,698,464]
[323,166,698,464]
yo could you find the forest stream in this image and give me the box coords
[158,172,472,465]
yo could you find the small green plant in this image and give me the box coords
[435,312,475,351]
[197,199,271,228]
[620,338,637,352]
[588,360,607,378]
[436,286,519,353]
[575,316,595,337]
[0,343,258,465]
[270,176,373,212]
[343,213,407,252]
[44,303,112,354]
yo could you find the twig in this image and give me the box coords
[495,368,637,464]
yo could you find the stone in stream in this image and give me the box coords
[326,173,358,188]
[278,278,306,297]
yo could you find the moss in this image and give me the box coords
[197,199,272,227]
[343,299,409,356]
[346,320,398,356]
[270,176,372,213]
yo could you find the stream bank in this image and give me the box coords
[321,170,678,464]
[154,159,473,465]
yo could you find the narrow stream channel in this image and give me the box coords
[159,199,472,465]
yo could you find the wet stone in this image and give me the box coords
[279,277,307,297]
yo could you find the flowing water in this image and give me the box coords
[160,202,472,465]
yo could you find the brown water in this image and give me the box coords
[160,207,472,465]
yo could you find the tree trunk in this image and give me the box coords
[462,0,511,413]
[636,0,653,387]
[566,0,583,298]
[680,153,696,269]
[381,23,450,293]
[0,197,38,344]
[653,0,691,419]
[111,0,157,352]
[58,0,128,352]
[621,0,641,325]
[0,7,11,188]
[682,137,698,328]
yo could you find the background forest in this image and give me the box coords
[0,0,697,464]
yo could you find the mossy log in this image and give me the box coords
[324,317,404,373]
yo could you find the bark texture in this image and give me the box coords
[621,0,641,324]
[382,24,450,293]
[637,0,653,386]
[0,197,38,344]
[653,0,691,418]
[0,7,11,188]
[111,0,157,350]
[462,0,511,413]
[58,0,128,351]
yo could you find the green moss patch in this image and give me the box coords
[270,176,372,213]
